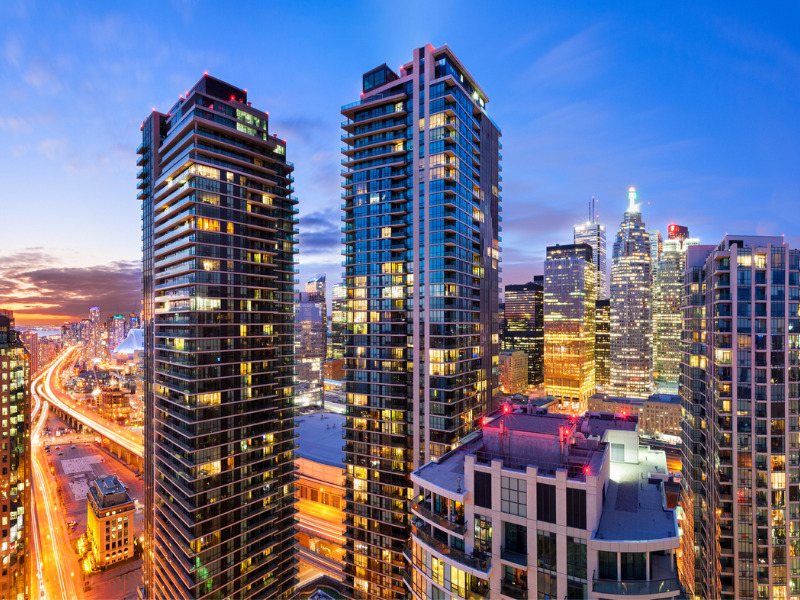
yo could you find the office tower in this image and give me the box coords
[681,235,800,600]
[0,312,30,600]
[109,315,126,350]
[649,229,663,272]
[20,330,39,373]
[574,199,608,300]
[503,279,544,386]
[654,230,700,394]
[296,274,327,406]
[595,298,611,388]
[498,350,527,394]
[408,406,683,600]
[139,75,298,600]
[329,283,346,360]
[668,224,689,242]
[126,312,140,336]
[90,305,101,357]
[610,187,653,398]
[543,243,596,413]
[340,44,501,600]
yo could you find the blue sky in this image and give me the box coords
[1,1,799,323]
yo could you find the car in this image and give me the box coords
[57,452,63,456]
[70,445,76,449]
[55,446,60,450]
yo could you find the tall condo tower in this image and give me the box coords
[340,44,501,600]
[543,243,596,413]
[610,187,653,397]
[574,197,608,300]
[680,236,799,600]
[139,75,298,600]
[0,312,30,600]
[653,226,699,394]
[502,280,544,386]
[330,283,346,359]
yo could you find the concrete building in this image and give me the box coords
[408,406,684,600]
[653,229,700,394]
[544,244,596,413]
[0,312,31,600]
[139,75,298,600]
[610,187,653,398]
[341,44,502,600]
[295,412,346,581]
[499,350,528,395]
[681,236,800,600]
[574,199,608,300]
[87,475,135,569]
[503,279,544,386]
[587,392,682,438]
[595,299,611,390]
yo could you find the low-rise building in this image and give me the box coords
[407,406,684,600]
[499,351,528,395]
[87,475,134,569]
[588,392,681,438]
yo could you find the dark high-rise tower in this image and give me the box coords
[340,44,501,600]
[139,75,298,600]
[503,280,544,386]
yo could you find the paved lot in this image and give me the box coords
[43,414,144,598]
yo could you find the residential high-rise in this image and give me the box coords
[681,236,800,600]
[329,283,346,360]
[126,312,140,336]
[0,312,30,600]
[574,200,608,300]
[109,314,126,351]
[296,274,327,406]
[139,75,298,600]
[408,406,684,600]
[502,279,544,386]
[595,298,611,388]
[20,330,39,374]
[340,44,501,600]
[89,305,101,357]
[543,243,596,413]
[653,229,700,394]
[610,187,653,397]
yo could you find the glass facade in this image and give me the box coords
[140,75,298,600]
[610,188,653,398]
[296,274,327,406]
[574,221,608,301]
[543,244,596,412]
[594,299,611,389]
[340,44,501,600]
[502,280,544,386]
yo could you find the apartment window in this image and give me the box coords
[537,482,556,523]
[501,476,527,517]
[566,488,587,529]
[598,551,617,580]
[474,515,491,553]
[567,537,587,580]
[621,552,646,580]
[537,530,557,571]
[504,521,527,555]
[537,571,557,600]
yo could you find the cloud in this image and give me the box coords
[298,208,341,255]
[519,23,609,87]
[0,116,31,132]
[0,249,140,323]
[38,138,67,159]
[4,36,22,67]
[22,61,61,91]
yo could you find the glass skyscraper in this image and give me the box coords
[139,75,298,600]
[610,187,653,398]
[340,44,501,600]
[502,279,544,386]
[574,213,607,301]
[296,274,327,406]
[543,243,596,413]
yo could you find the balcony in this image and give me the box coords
[591,577,682,596]
[411,525,490,572]
[500,579,527,599]
[411,501,466,535]
[500,547,527,566]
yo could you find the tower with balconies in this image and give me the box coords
[340,44,501,600]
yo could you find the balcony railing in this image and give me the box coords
[411,525,489,572]
[592,577,682,595]
[500,547,527,566]
[500,579,528,600]
[411,501,466,535]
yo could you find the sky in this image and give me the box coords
[1,1,799,325]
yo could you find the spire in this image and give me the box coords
[627,186,640,214]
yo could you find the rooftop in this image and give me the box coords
[594,446,678,542]
[295,411,345,468]
[89,475,132,509]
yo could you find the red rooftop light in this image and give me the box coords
[583,465,591,475]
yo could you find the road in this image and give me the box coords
[31,361,81,600]
[39,348,143,458]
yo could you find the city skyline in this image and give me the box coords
[3,2,800,325]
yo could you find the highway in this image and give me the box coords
[39,348,143,458]
[31,358,81,600]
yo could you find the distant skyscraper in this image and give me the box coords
[681,236,799,600]
[89,305,101,357]
[649,229,663,271]
[296,274,327,406]
[544,243,596,413]
[653,228,700,394]
[574,198,608,300]
[594,298,611,389]
[139,75,297,600]
[0,312,30,600]
[667,223,689,241]
[330,283,346,359]
[610,187,653,397]
[109,315,126,350]
[341,44,501,600]
[126,312,140,336]
[20,330,39,373]
[503,279,544,385]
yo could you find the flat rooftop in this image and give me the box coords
[95,475,126,496]
[295,411,345,468]
[594,446,678,542]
